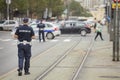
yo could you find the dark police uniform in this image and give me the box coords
[37,21,45,42]
[15,20,35,76]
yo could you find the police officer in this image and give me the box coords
[37,20,45,42]
[14,18,35,76]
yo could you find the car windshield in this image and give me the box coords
[0,21,5,24]
[30,24,37,28]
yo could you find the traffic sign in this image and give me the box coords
[112,3,120,9]
[6,0,11,4]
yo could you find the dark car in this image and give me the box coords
[59,20,91,36]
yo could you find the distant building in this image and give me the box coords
[75,0,105,9]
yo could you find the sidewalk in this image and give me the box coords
[0,26,120,80]
[79,41,120,80]
[78,26,120,80]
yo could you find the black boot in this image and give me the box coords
[24,69,30,75]
[17,69,22,76]
[24,71,30,75]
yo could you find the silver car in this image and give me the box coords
[0,20,19,30]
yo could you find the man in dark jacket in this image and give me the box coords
[14,18,35,76]
[37,20,45,42]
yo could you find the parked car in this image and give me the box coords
[0,20,19,30]
[11,22,61,39]
[59,20,91,36]
[84,21,95,28]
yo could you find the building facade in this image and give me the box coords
[75,0,105,9]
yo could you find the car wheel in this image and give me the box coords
[46,32,55,39]
[81,30,87,36]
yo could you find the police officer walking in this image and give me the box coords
[14,18,35,76]
[37,19,45,42]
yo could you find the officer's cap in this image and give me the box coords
[23,18,29,23]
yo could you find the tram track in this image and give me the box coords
[35,37,82,80]
[72,37,94,80]
[35,36,94,80]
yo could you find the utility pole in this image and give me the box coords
[6,0,11,21]
[64,0,71,20]
[27,0,29,17]
[106,0,110,33]
[109,0,114,41]
[66,0,70,20]
[112,0,120,61]
[115,0,119,61]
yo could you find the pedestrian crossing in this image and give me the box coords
[0,37,92,43]
[0,37,66,42]
[0,37,93,50]
[32,39,72,42]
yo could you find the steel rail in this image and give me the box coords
[35,37,82,80]
[72,37,95,80]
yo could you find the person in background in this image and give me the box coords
[14,18,35,76]
[93,18,97,30]
[94,20,104,41]
[106,16,111,23]
[37,19,45,42]
[101,17,106,25]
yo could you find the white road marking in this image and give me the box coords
[63,39,71,42]
[13,40,17,41]
[1,39,12,42]
[0,47,3,49]
[50,39,58,42]
[32,39,38,42]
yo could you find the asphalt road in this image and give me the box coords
[0,31,93,76]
